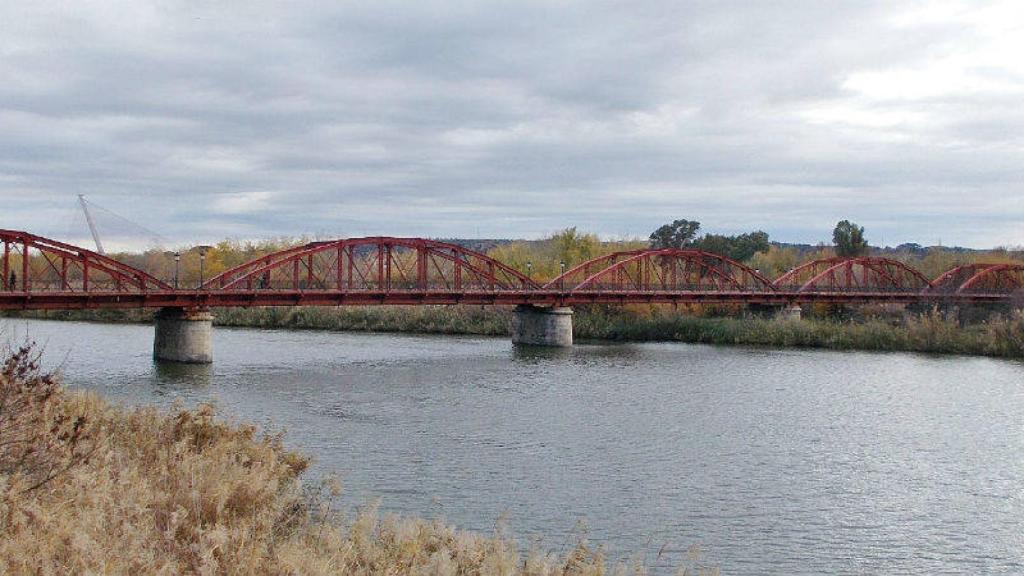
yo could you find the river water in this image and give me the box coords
[3,317,1023,574]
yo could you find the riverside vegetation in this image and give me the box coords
[13,304,1024,358]
[0,345,717,575]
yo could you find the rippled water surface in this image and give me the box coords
[4,318,1024,574]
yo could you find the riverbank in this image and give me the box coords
[7,305,1024,358]
[0,346,711,574]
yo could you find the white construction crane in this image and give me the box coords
[78,194,105,255]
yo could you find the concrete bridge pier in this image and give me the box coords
[783,304,803,320]
[153,307,214,363]
[511,305,573,347]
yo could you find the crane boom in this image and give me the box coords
[78,194,105,255]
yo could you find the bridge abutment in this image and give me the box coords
[154,307,214,363]
[511,305,573,347]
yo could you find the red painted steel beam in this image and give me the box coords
[0,290,1011,311]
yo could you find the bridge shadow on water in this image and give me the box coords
[151,361,213,391]
[510,341,644,364]
[510,343,574,363]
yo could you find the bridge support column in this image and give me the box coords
[783,305,802,320]
[154,307,213,363]
[511,305,573,347]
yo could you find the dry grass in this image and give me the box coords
[0,347,717,576]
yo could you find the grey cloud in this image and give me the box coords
[1,0,1022,250]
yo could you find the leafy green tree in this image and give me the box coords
[551,227,600,268]
[748,245,801,277]
[649,219,701,249]
[833,220,868,257]
[695,231,770,262]
[649,219,770,262]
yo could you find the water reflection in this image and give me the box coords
[152,360,213,390]
[511,343,574,362]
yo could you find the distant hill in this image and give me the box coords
[435,239,516,253]
[771,241,1000,256]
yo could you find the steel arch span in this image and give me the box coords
[0,230,171,293]
[202,237,538,293]
[773,257,932,293]
[544,249,776,293]
[929,264,994,294]
[954,264,1024,295]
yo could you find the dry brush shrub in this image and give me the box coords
[981,310,1024,357]
[1,394,315,575]
[0,344,94,494]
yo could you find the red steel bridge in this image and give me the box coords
[1,229,1022,311]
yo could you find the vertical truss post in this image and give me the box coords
[347,246,354,290]
[417,247,427,290]
[21,240,29,292]
[342,241,350,289]
[377,242,384,291]
[2,240,8,291]
[454,252,462,291]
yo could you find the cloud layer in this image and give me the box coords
[2,0,1022,248]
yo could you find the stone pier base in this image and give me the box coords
[783,305,803,321]
[153,307,214,363]
[511,305,573,347]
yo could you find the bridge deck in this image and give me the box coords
[0,290,1009,310]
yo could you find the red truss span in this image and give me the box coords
[203,237,537,292]
[0,231,1017,309]
[773,257,932,293]
[928,263,1024,295]
[1,230,170,294]
[544,249,774,293]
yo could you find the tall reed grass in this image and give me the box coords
[215,305,512,336]
[8,305,1024,358]
[576,306,1024,357]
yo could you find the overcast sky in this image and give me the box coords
[1,0,1022,249]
